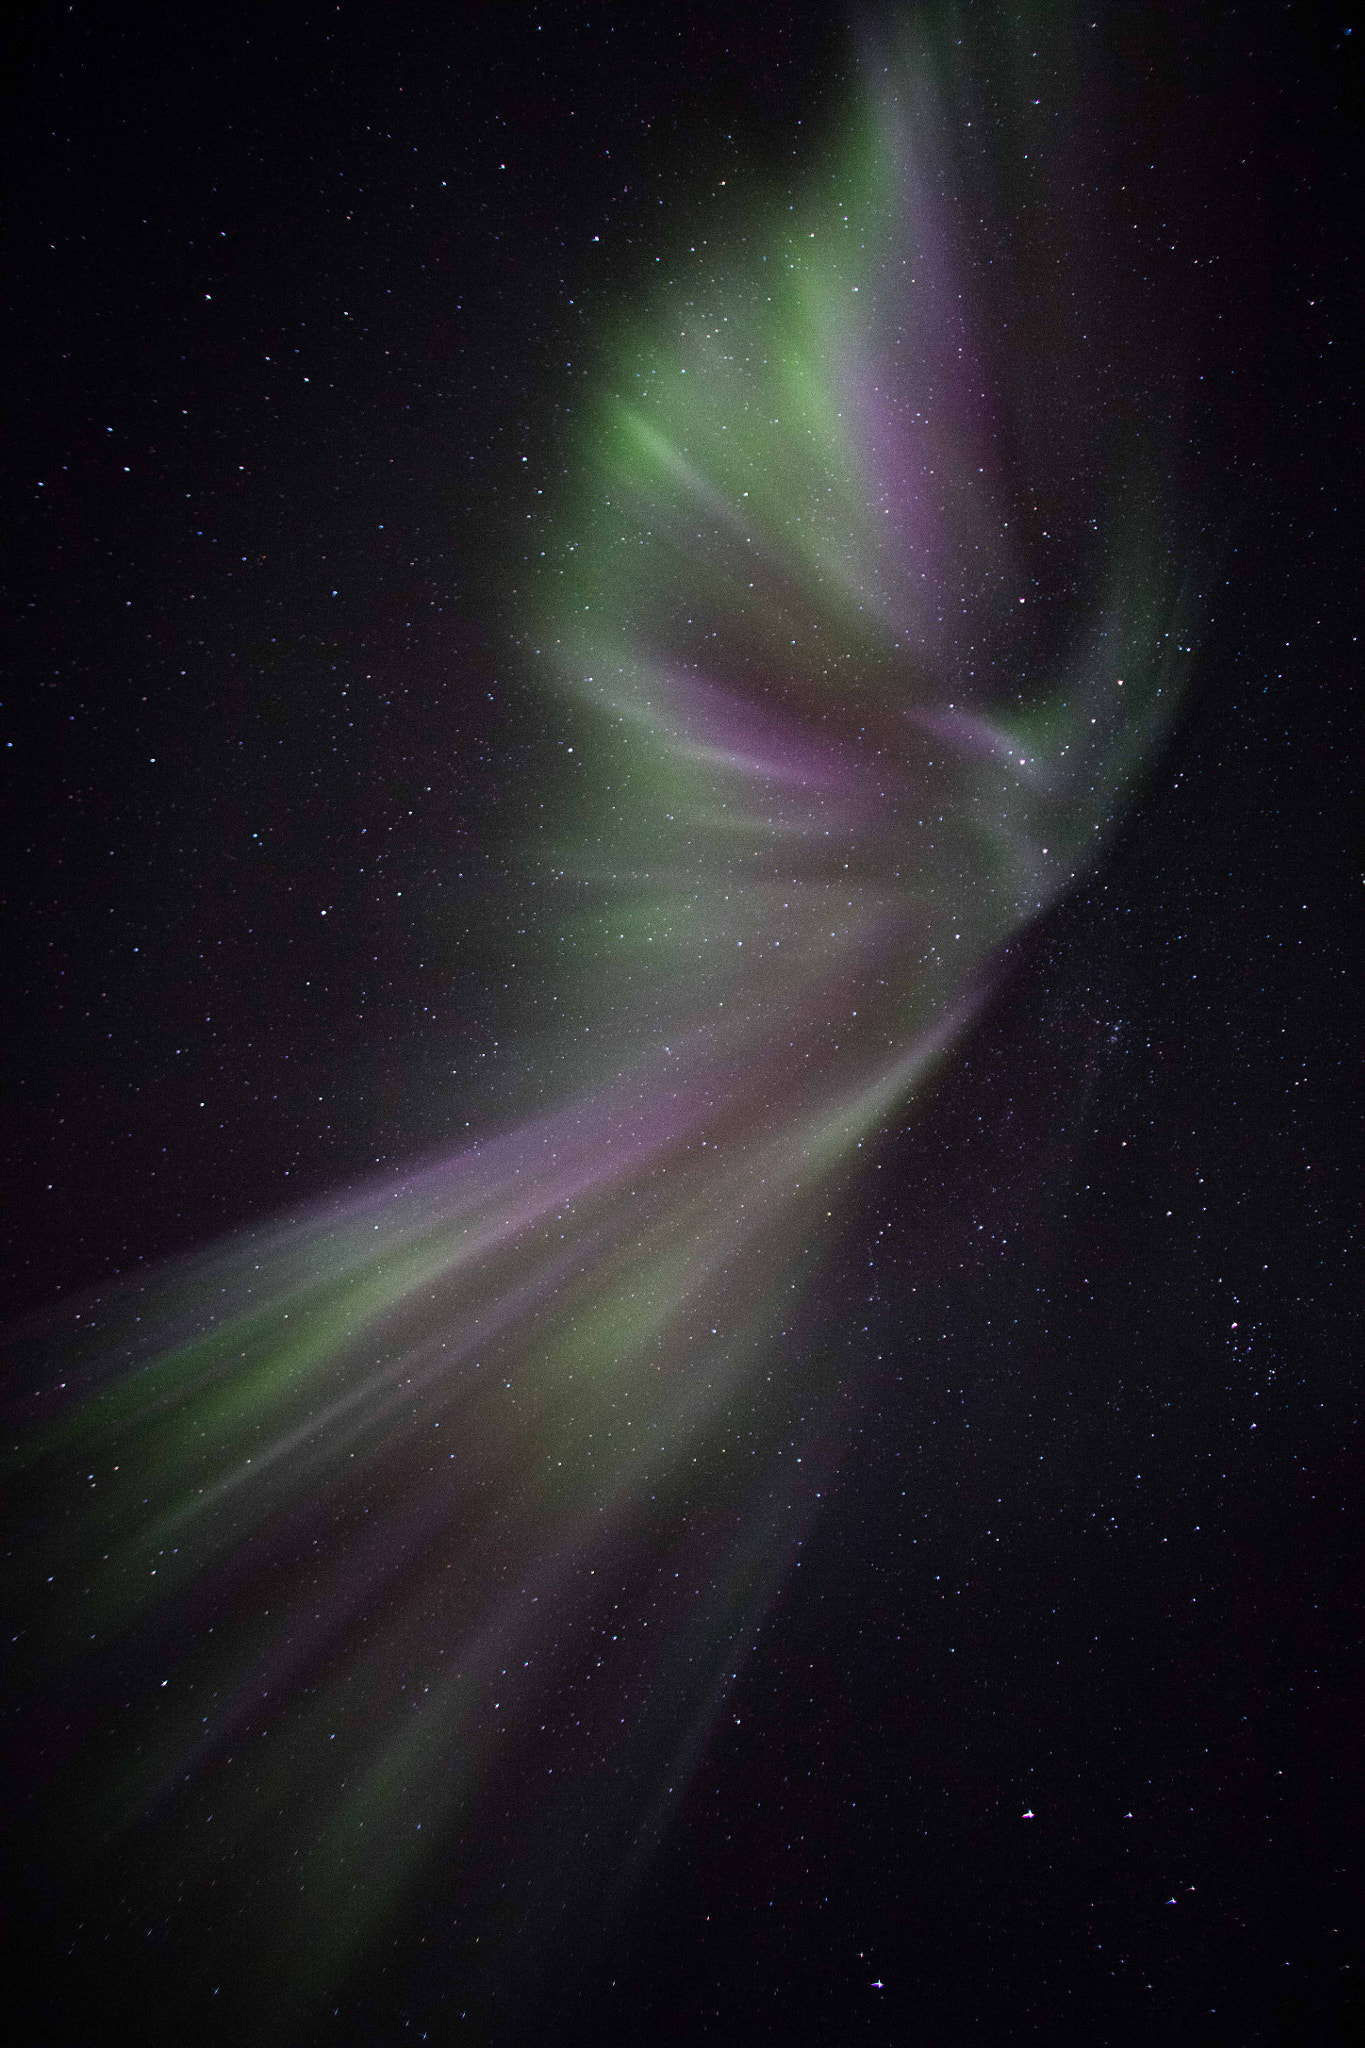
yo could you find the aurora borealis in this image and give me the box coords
[7,7,1356,2046]
[12,23,1195,2029]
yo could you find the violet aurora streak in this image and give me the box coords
[10,26,1201,2040]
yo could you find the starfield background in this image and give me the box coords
[3,4,1358,2045]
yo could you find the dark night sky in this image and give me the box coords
[3,4,1358,2044]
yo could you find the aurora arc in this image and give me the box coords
[10,24,1199,2040]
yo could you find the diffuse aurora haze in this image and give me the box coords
[13,17,1201,2038]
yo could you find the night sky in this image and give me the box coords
[4,5,1358,2045]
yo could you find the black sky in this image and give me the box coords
[4,4,1358,2043]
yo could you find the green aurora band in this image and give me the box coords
[8,17,1201,2039]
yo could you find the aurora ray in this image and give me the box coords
[8,17,1200,2041]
